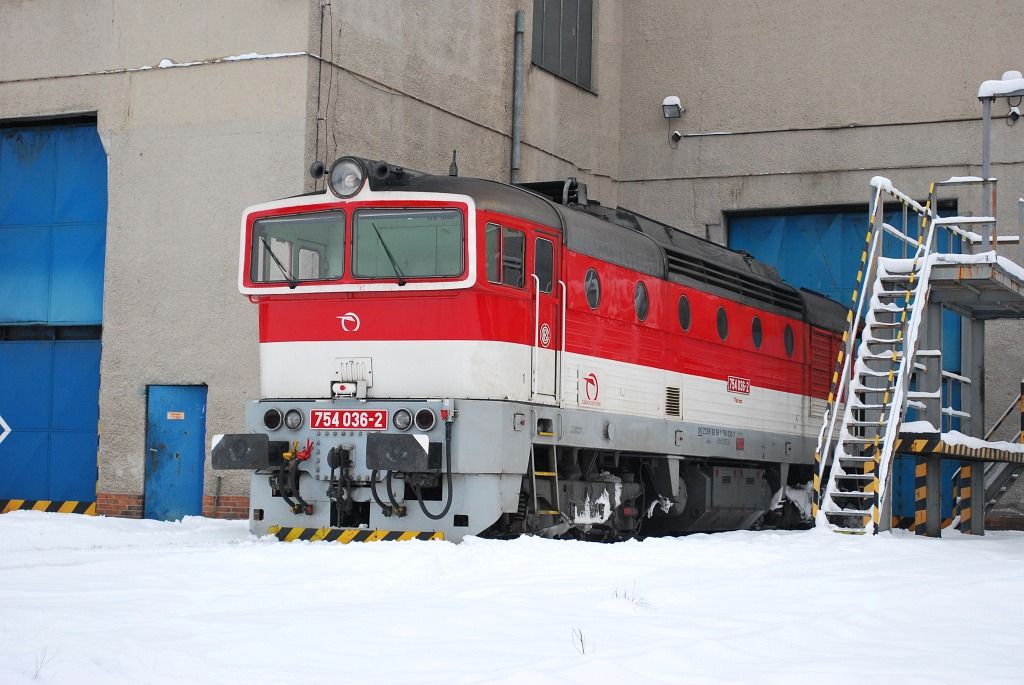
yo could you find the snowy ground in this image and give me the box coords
[1,513,1022,684]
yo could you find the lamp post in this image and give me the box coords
[978,70,1024,245]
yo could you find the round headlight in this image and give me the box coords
[414,408,436,431]
[328,157,366,198]
[284,408,303,430]
[393,408,413,431]
[263,408,283,431]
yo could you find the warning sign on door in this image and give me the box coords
[166,411,185,420]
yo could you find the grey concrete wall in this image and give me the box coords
[0,0,313,500]
[308,0,624,202]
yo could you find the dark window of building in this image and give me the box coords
[584,268,600,309]
[532,0,594,90]
[485,223,525,288]
[751,316,763,349]
[678,295,691,331]
[535,238,554,293]
[716,306,728,341]
[634,281,649,322]
[784,324,795,357]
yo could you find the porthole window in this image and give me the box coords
[751,316,763,349]
[784,324,795,357]
[634,282,649,322]
[677,295,691,331]
[584,268,601,309]
[716,306,728,341]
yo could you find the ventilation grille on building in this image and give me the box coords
[665,386,681,417]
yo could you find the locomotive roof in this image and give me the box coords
[304,168,846,330]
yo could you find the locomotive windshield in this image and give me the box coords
[353,209,464,279]
[250,210,345,284]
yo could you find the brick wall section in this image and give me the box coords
[97,492,144,518]
[985,515,1024,531]
[203,495,250,519]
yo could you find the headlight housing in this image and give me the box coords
[328,157,366,198]
[284,408,303,430]
[392,408,413,431]
[263,408,283,431]
[414,408,436,431]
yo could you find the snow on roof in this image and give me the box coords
[942,430,1024,453]
[941,176,983,183]
[929,250,1024,281]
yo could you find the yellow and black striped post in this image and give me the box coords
[913,457,928,535]
[957,464,974,533]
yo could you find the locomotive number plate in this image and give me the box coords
[310,409,388,430]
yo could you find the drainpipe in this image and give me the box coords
[510,10,525,184]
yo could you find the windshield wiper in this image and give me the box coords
[260,236,297,289]
[372,223,407,286]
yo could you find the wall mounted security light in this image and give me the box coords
[662,96,684,119]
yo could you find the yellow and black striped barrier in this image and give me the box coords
[267,525,443,543]
[0,499,96,515]
[895,434,1024,464]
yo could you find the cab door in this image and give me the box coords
[531,232,562,401]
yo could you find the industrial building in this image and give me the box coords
[0,0,1021,525]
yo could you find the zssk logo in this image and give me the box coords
[584,373,600,402]
[337,312,361,332]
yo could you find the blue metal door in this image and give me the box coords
[144,385,207,520]
[729,208,962,520]
[0,122,106,506]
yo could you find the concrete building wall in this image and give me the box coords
[1,0,1021,518]
[0,0,314,512]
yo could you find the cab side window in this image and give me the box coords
[535,238,553,293]
[485,222,525,288]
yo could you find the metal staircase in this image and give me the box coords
[983,385,1024,514]
[813,181,938,532]
[811,174,1024,534]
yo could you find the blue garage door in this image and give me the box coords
[729,208,961,519]
[0,122,106,504]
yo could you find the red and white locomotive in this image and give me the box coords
[212,156,845,541]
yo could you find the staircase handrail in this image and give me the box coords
[813,185,885,516]
[875,215,940,520]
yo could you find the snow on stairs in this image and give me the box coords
[813,178,941,534]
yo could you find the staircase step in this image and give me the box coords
[824,507,873,516]
[830,491,874,499]
[836,473,876,481]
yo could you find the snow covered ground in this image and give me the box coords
[1,512,1022,684]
